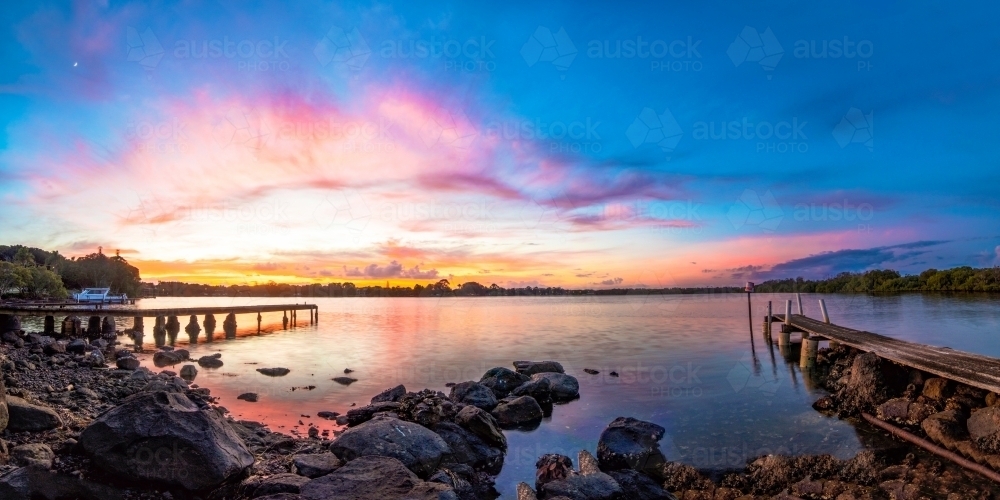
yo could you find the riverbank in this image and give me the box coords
[1,323,1000,498]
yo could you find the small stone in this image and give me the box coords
[584,368,600,375]
[238,393,259,402]
[317,411,340,420]
[292,452,343,478]
[179,364,198,381]
[198,356,224,368]
[11,443,55,468]
[116,357,140,370]
[257,367,291,377]
[332,377,357,385]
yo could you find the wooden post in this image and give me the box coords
[283,311,288,330]
[819,299,830,324]
[257,312,262,334]
[785,300,792,325]
[44,315,55,335]
[796,293,803,316]
[800,338,819,368]
[766,301,772,336]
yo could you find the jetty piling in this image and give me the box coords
[796,293,803,315]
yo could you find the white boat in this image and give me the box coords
[73,288,129,304]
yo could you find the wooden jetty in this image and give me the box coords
[0,303,318,338]
[764,297,1000,395]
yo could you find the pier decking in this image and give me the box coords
[771,311,1000,395]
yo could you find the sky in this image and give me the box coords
[1,0,999,287]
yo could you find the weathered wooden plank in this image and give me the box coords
[772,314,1000,394]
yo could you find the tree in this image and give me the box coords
[20,266,67,299]
[0,262,28,298]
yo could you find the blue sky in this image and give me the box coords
[0,0,998,285]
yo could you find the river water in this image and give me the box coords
[28,293,1000,496]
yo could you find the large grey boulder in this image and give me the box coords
[299,455,454,500]
[432,421,505,475]
[449,381,498,410]
[834,352,908,416]
[492,396,543,428]
[596,417,666,475]
[513,360,565,376]
[345,401,401,426]
[454,405,506,450]
[0,466,125,500]
[480,367,530,399]
[530,372,580,402]
[329,415,451,478]
[6,396,62,432]
[79,391,254,490]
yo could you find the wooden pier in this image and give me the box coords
[766,304,1000,395]
[0,303,318,339]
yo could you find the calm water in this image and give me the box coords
[23,293,1000,496]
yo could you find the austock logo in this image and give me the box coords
[626,107,683,159]
[521,26,578,77]
[314,25,371,70]
[727,26,783,79]
[727,189,783,233]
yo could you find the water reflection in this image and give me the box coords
[12,293,999,498]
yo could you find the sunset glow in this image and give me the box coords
[2,2,999,287]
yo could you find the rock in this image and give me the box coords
[116,356,140,370]
[922,378,954,400]
[454,405,507,450]
[0,465,125,500]
[530,372,580,402]
[329,415,452,478]
[179,364,198,381]
[79,391,254,490]
[584,369,600,375]
[513,360,565,376]
[491,395,543,428]
[332,377,357,385]
[345,401,402,426]
[536,454,574,490]
[480,367,530,398]
[834,352,908,416]
[1,331,23,347]
[517,482,539,500]
[987,392,1000,407]
[198,356,224,368]
[253,473,310,497]
[42,342,66,355]
[920,410,969,449]
[607,469,675,499]
[541,472,624,500]
[432,421,504,474]
[968,406,1000,454]
[875,397,934,426]
[449,381,498,410]
[371,384,406,404]
[0,314,21,334]
[91,338,109,350]
[153,350,187,367]
[10,443,54,468]
[511,378,553,405]
[299,455,449,499]
[257,367,290,377]
[317,411,340,420]
[66,338,88,354]
[292,453,343,478]
[596,417,666,474]
[238,393,260,402]
[0,376,7,433]
[6,396,62,432]
[578,450,601,475]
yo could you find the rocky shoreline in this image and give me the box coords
[1,324,1000,499]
